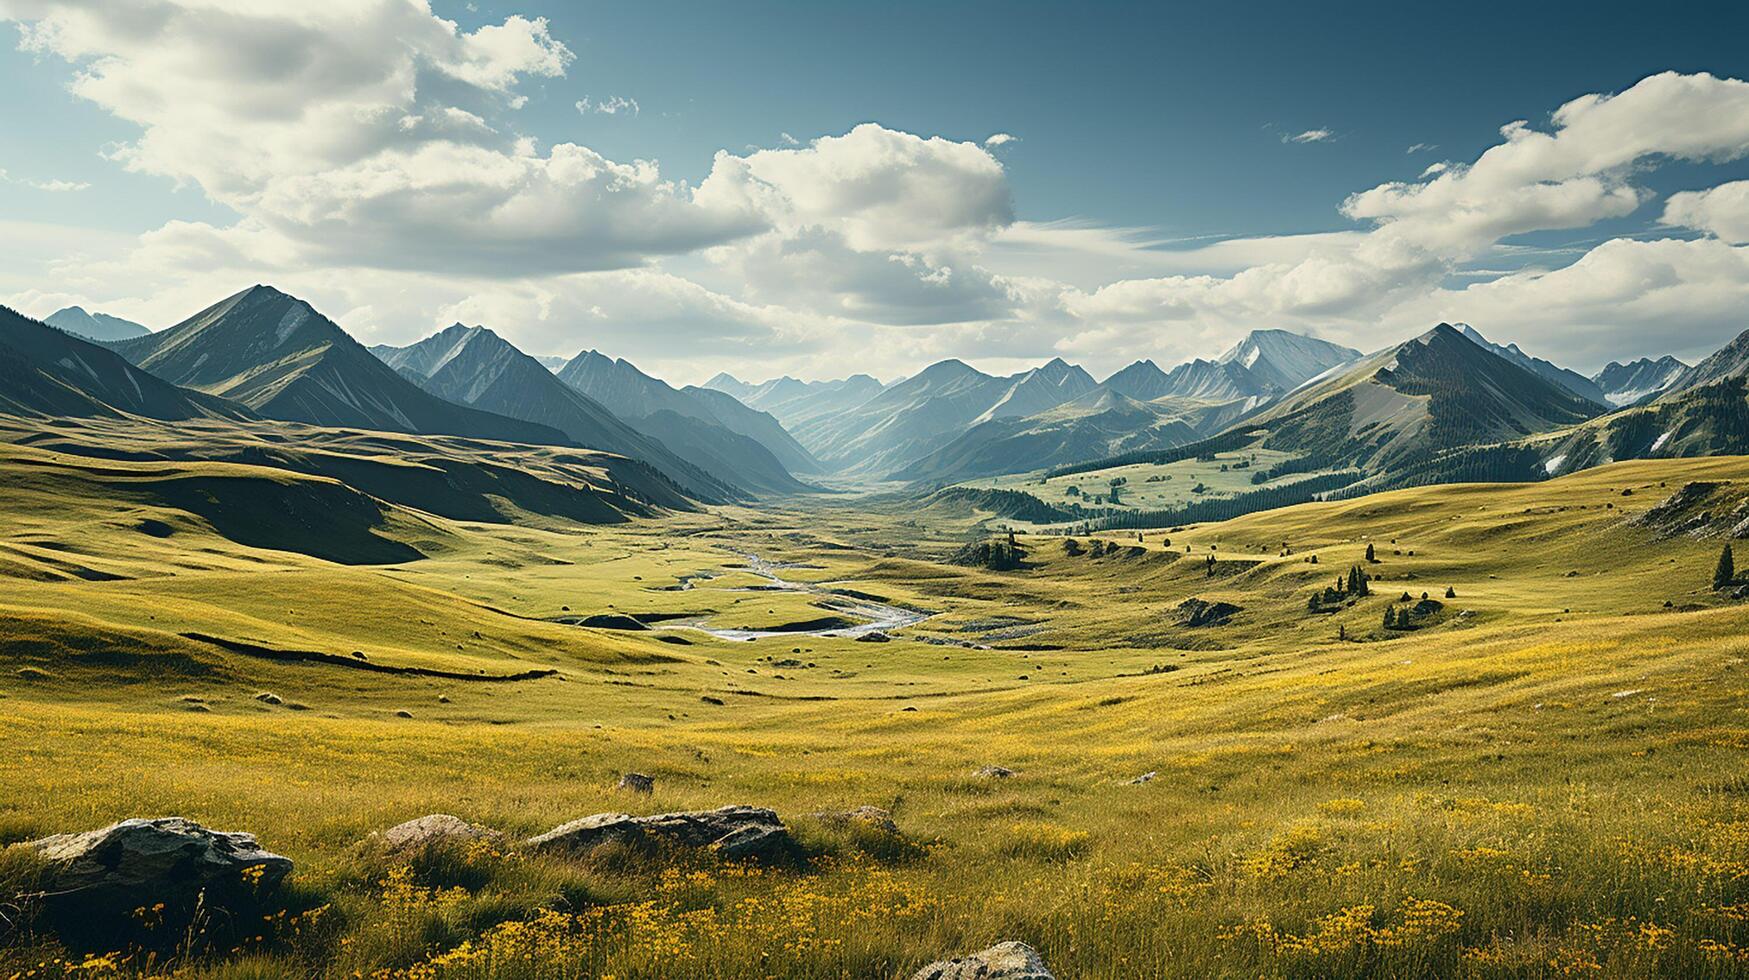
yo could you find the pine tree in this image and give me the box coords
[1444,585,1456,599]
[1383,606,1396,629]
[1715,544,1735,590]
[1365,542,1376,563]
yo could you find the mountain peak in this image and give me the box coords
[1218,328,1362,392]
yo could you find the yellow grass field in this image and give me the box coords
[4,439,1749,978]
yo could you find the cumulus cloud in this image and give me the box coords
[1042,71,1749,369]
[6,3,1749,384]
[1341,71,1749,257]
[691,124,1021,325]
[2,0,752,275]
[1664,181,1749,244]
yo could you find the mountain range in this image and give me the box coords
[369,324,750,501]
[18,279,1749,525]
[555,351,820,476]
[1592,356,1687,406]
[1,304,247,422]
[105,286,575,450]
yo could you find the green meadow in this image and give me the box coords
[4,440,1749,978]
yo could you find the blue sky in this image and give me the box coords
[3,1,1748,382]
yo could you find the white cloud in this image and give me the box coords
[5,4,1749,385]
[3,0,750,275]
[1664,180,1749,244]
[0,168,88,191]
[1406,142,1437,154]
[575,95,639,116]
[1341,71,1749,257]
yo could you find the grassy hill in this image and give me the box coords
[5,447,1749,977]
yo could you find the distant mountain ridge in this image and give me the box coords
[556,350,820,476]
[371,324,746,501]
[1456,324,1608,405]
[1216,328,1361,393]
[44,306,151,342]
[1592,356,1687,406]
[786,357,1102,477]
[703,373,887,434]
[1658,329,1749,401]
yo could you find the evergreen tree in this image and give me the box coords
[1383,606,1396,629]
[1715,544,1735,590]
[1365,542,1376,563]
[1444,585,1456,599]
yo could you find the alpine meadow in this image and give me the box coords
[3,3,1749,979]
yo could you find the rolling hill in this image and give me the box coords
[43,306,151,342]
[371,324,747,501]
[105,286,573,449]
[0,304,249,422]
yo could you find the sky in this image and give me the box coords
[2,1,1748,385]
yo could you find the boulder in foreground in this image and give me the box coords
[910,940,1057,980]
[376,814,502,855]
[23,817,291,913]
[522,805,794,862]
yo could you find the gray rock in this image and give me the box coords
[855,631,891,643]
[973,765,1017,779]
[813,805,900,835]
[24,817,291,912]
[1127,771,1156,785]
[617,772,655,794]
[910,941,1056,980]
[377,814,501,855]
[522,805,794,862]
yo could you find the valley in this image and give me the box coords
[4,385,1749,976]
[6,294,1749,979]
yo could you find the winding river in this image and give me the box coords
[671,553,932,641]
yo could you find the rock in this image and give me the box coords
[522,805,794,862]
[1174,597,1241,627]
[253,691,282,705]
[973,765,1017,779]
[700,695,725,705]
[617,772,655,794]
[394,709,414,718]
[376,814,501,855]
[23,818,291,914]
[1127,771,1156,785]
[910,941,1056,980]
[813,805,901,836]
[855,631,891,643]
